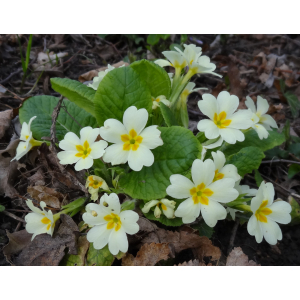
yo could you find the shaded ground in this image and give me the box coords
[1,34,300,266]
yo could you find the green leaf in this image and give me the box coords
[221,129,285,157]
[121,199,136,211]
[196,132,206,144]
[226,146,265,177]
[87,244,115,266]
[159,34,170,40]
[50,78,96,116]
[170,43,183,52]
[19,95,98,141]
[139,200,183,227]
[0,205,5,212]
[288,164,300,179]
[159,102,178,127]
[191,221,214,238]
[25,34,33,70]
[130,59,171,98]
[285,91,300,118]
[264,147,289,159]
[289,196,300,226]
[60,236,89,266]
[254,170,264,187]
[94,66,152,127]
[119,126,202,200]
[288,143,300,157]
[93,159,112,186]
[147,34,160,45]
[181,34,188,43]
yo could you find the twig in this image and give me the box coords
[0,84,23,101]
[261,159,300,166]
[2,211,26,223]
[0,68,23,84]
[14,213,26,232]
[227,218,239,255]
[6,209,31,213]
[49,96,87,194]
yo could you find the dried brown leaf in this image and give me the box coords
[28,168,45,186]
[0,109,12,139]
[228,59,243,99]
[175,259,207,266]
[8,214,79,266]
[0,139,19,197]
[27,185,65,209]
[226,247,260,266]
[141,228,221,263]
[122,243,170,266]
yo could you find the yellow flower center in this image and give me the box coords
[190,183,213,205]
[213,169,224,182]
[255,200,272,223]
[25,135,29,140]
[121,129,143,151]
[213,111,231,129]
[156,202,167,211]
[88,176,103,189]
[41,216,52,230]
[152,97,160,103]
[104,213,122,231]
[75,140,91,159]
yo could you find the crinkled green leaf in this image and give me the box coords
[288,164,300,179]
[94,66,152,127]
[19,95,97,141]
[160,102,178,127]
[130,59,171,98]
[87,244,115,266]
[50,78,96,116]
[226,146,265,177]
[0,205,5,212]
[220,129,285,157]
[119,126,202,200]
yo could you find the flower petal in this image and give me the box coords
[211,150,226,171]
[192,159,215,186]
[99,119,127,144]
[269,201,291,224]
[175,197,199,223]
[229,110,253,129]
[101,193,121,214]
[261,219,282,245]
[220,128,244,144]
[108,227,128,255]
[59,132,81,149]
[256,96,269,115]
[253,123,269,139]
[260,114,278,129]
[74,157,93,171]
[217,91,239,116]
[154,59,172,68]
[89,140,108,159]
[80,127,100,145]
[220,164,240,182]
[128,145,154,171]
[208,178,238,203]
[263,182,275,206]
[201,200,226,227]
[140,126,163,149]
[141,200,159,213]
[167,175,195,199]
[57,150,81,165]
[247,215,258,235]
[102,143,129,165]
[245,96,256,113]
[197,119,220,139]
[120,210,139,234]
[26,200,42,214]
[123,106,148,135]
[198,94,217,120]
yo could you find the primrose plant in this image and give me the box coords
[14,43,291,258]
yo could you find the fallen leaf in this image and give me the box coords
[78,61,129,82]
[175,259,207,266]
[0,109,12,139]
[226,247,260,266]
[27,168,45,186]
[27,185,65,209]
[0,139,19,198]
[140,228,221,263]
[122,243,170,266]
[60,236,89,266]
[87,244,115,266]
[9,214,79,266]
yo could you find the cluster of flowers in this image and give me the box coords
[12,43,292,256]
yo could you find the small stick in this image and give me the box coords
[2,211,26,223]
[49,96,87,194]
[14,213,26,232]
[0,68,23,84]
[227,218,239,255]
[261,159,300,166]
[6,209,31,213]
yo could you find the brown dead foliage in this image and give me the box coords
[0,109,12,139]
[226,247,260,266]
[175,259,210,266]
[122,243,170,266]
[3,214,79,266]
[27,185,65,209]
